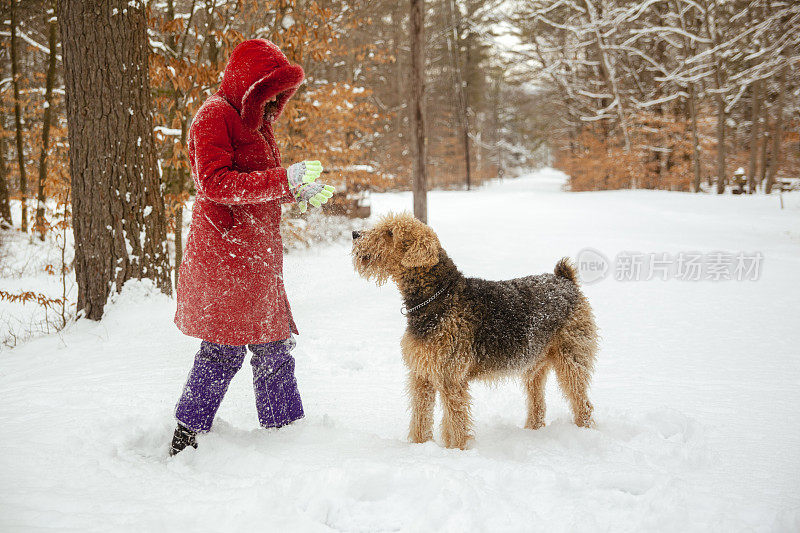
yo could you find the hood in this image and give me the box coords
[219,39,305,129]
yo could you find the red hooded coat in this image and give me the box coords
[175,39,303,345]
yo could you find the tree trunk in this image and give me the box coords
[166,0,186,289]
[765,64,786,194]
[688,85,702,192]
[173,127,188,289]
[715,94,726,194]
[0,133,12,229]
[391,5,404,140]
[705,0,727,194]
[36,1,59,241]
[174,201,183,287]
[205,0,219,65]
[409,0,427,223]
[747,80,761,193]
[443,0,471,190]
[59,0,172,320]
[583,0,630,151]
[757,102,769,188]
[10,0,29,232]
[489,70,501,170]
[463,125,471,189]
[656,104,667,188]
[677,6,702,193]
[461,38,472,191]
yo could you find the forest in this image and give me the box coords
[0,0,798,328]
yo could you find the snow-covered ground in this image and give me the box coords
[2,169,799,531]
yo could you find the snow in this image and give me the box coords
[2,169,800,531]
[0,224,75,346]
[154,126,182,138]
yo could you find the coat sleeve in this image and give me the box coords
[190,101,295,206]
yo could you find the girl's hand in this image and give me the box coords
[293,182,335,213]
[287,161,323,189]
[287,161,334,213]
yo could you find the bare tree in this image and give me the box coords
[756,96,769,188]
[410,0,427,222]
[765,60,787,194]
[747,80,762,193]
[0,133,11,229]
[10,0,28,231]
[443,0,471,190]
[35,0,58,240]
[673,0,705,192]
[58,0,171,320]
[163,0,191,288]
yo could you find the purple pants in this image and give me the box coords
[175,337,304,432]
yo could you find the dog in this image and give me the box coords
[351,212,598,449]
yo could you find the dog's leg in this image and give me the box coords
[440,381,472,449]
[524,361,550,430]
[553,355,594,428]
[408,372,435,443]
[551,304,597,428]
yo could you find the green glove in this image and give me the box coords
[287,160,335,213]
[287,161,323,188]
[294,182,335,213]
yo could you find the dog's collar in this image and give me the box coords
[401,279,455,316]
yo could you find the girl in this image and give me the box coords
[169,39,334,455]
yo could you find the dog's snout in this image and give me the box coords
[352,231,362,240]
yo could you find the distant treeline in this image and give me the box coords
[517,0,799,192]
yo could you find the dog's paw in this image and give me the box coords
[441,428,472,450]
[408,431,433,444]
[408,424,433,444]
[525,418,546,430]
[442,436,471,450]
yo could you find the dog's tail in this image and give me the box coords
[554,257,579,284]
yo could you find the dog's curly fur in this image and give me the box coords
[352,212,599,449]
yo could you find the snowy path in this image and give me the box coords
[2,169,799,531]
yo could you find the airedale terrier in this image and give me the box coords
[352,212,598,449]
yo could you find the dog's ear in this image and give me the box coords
[396,223,439,268]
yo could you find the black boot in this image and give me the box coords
[169,424,198,456]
